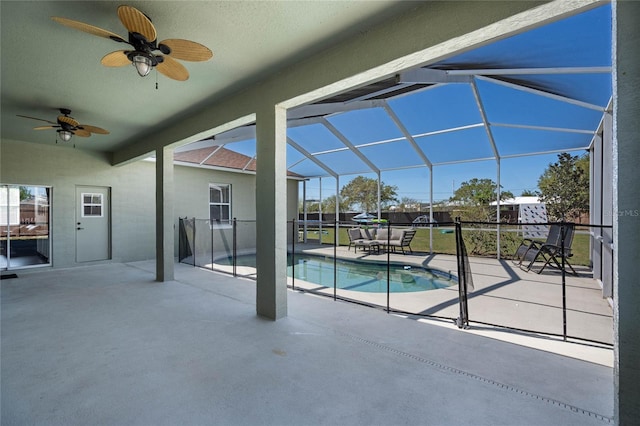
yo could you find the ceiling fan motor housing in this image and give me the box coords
[126,32,166,67]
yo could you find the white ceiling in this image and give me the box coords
[1,1,418,152]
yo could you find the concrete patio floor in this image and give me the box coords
[1,260,613,425]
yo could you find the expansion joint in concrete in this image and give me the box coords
[336,331,613,424]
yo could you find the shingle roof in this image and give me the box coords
[174,146,302,178]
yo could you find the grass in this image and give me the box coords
[303,226,591,266]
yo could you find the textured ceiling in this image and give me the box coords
[1,1,418,152]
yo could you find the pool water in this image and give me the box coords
[219,253,456,293]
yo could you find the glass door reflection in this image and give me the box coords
[0,185,51,270]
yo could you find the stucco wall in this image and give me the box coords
[0,140,155,267]
[173,164,257,221]
[614,1,640,422]
[173,164,299,259]
[1,139,300,269]
[1,139,156,268]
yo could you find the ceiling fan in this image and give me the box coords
[52,5,213,81]
[17,108,109,142]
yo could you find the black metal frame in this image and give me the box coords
[177,217,613,347]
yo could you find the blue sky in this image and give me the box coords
[222,4,609,207]
[303,5,609,205]
[301,151,577,205]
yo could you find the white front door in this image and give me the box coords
[76,186,110,262]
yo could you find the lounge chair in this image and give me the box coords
[513,224,562,264]
[516,224,577,275]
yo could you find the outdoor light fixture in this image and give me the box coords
[131,53,153,77]
[58,130,73,142]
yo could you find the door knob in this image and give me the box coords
[77,227,84,230]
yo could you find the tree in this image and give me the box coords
[298,196,344,213]
[450,178,514,206]
[340,176,398,212]
[537,152,589,221]
[299,200,320,213]
[398,196,419,212]
[455,204,519,256]
[521,189,536,197]
[19,186,31,201]
[321,195,348,213]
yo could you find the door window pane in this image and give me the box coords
[81,193,103,218]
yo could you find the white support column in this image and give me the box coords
[318,177,323,240]
[614,1,640,423]
[336,176,340,246]
[255,104,288,320]
[590,132,602,283]
[602,113,614,299]
[429,166,434,254]
[336,176,340,222]
[155,146,174,282]
[496,159,501,260]
[302,181,307,243]
[377,172,381,220]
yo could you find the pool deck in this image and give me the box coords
[2,260,614,425]
[210,243,614,367]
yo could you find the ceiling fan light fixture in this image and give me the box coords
[58,130,73,142]
[132,53,153,77]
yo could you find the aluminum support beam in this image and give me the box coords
[477,75,605,112]
[321,118,380,174]
[383,102,433,168]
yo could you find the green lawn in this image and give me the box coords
[302,226,590,266]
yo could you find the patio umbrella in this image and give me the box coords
[352,212,375,223]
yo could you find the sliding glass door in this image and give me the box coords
[0,185,51,270]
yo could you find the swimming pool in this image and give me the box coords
[217,253,456,293]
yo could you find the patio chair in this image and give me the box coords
[513,224,562,265]
[347,228,363,251]
[347,227,377,252]
[380,228,416,254]
[518,224,577,275]
[397,228,417,254]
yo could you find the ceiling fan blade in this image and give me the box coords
[58,115,80,127]
[73,129,91,138]
[17,114,57,125]
[51,17,126,43]
[33,126,58,131]
[159,39,213,62]
[156,56,189,81]
[79,124,110,135]
[101,50,131,67]
[117,5,156,42]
